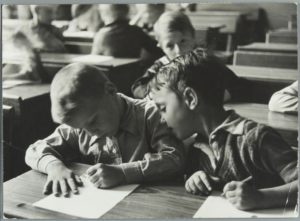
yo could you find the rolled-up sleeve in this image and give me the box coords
[268,81,298,114]
[25,124,81,173]
[258,128,298,183]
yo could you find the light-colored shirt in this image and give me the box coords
[269,81,298,114]
[25,94,185,183]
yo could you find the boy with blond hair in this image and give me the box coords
[25,63,185,197]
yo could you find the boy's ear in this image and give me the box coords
[183,87,198,110]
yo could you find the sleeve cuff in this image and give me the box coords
[37,155,61,174]
[121,161,143,184]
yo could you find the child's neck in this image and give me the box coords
[196,107,228,139]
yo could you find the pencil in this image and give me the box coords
[221,176,253,197]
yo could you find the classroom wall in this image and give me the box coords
[196,3,297,30]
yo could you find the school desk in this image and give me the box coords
[237,43,298,54]
[3,53,141,96]
[266,29,297,44]
[62,31,94,54]
[3,163,204,219]
[227,65,298,103]
[3,84,56,177]
[233,51,298,69]
[224,102,298,146]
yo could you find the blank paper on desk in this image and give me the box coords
[193,192,297,218]
[33,178,138,219]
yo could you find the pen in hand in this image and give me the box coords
[221,176,253,198]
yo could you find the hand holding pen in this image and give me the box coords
[222,176,264,210]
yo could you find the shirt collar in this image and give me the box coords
[209,110,247,142]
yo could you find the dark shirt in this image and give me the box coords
[187,110,298,190]
[91,20,162,58]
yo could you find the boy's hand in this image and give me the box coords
[87,163,126,189]
[185,171,220,195]
[223,181,263,210]
[44,161,83,197]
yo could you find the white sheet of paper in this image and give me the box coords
[33,177,138,219]
[193,192,297,218]
[71,55,113,63]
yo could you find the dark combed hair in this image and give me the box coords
[149,48,226,108]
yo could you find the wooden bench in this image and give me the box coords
[233,50,298,69]
[266,29,297,44]
[225,102,298,146]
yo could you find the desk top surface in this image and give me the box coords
[2,84,50,101]
[227,65,299,83]
[237,43,298,53]
[224,103,298,132]
[3,53,140,68]
[3,163,203,219]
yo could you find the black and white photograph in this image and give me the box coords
[1,1,299,219]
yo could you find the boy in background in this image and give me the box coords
[25,63,185,197]
[91,4,162,58]
[17,5,66,53]
[149,48,298,211]
[132,11,252,103]
[130,4,165,33]
[67,4,103,32]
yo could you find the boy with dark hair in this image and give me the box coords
[149,48,298,211]
[25,63,185,197]
[91,4,162,58]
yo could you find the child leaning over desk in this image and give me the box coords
[148,48,298,211]
[25,63,185,197]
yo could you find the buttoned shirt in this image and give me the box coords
[187,110,298,189]
[25,94,185,183]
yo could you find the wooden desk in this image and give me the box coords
[237,43,298,54]
[3,163,204,219]
[225,103,298,146]
[266,29,297,44]
[227,65,298,103]
[3,84,56,177]
[227,65,298,84]
[3,53,141,96]
[233,51,298,69]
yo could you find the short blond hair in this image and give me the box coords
[50,63,115,124]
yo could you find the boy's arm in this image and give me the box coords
[91,31,105,55]
[131,58,164,98]
[224,127,298,210]
[25,124,81,174]
[120,104,185,183]
[268,81,298,114]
